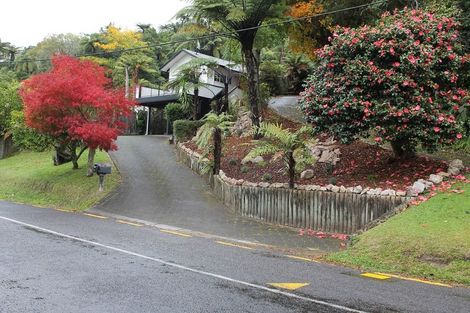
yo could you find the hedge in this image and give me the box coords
[173,120,205,142]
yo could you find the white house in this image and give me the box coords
[136,50,245,134]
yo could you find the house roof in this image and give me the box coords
[161,49,244,73]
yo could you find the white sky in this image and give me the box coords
[0,0,188,47]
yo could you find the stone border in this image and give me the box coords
[177,142,460,198]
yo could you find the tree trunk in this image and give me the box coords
[287,150,295,189]
[70,143,79,170]
[87,148,96,177]
[193,88,199,120]
[240,35,261,138]
[213,127,222,176]
[223,80,229,113]
[390,140,415,160]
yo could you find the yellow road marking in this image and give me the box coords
[361,273,391,280]
[268,283,310,291]
[285,255,321,263]
[160,229,192,237]
[374,272,452,288]
[215,241,253,250]
[117,220,143,227]
[83,213,108,219]
[55,209,71,213]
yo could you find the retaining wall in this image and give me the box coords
[176,144,411,234]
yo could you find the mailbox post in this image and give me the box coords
[93,163,112,191]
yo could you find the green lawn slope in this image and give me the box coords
[0,150,120,211]
[327,179,470,286]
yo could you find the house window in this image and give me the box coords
[213,71,231,84]
[214,71,225,83]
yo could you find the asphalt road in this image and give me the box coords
[94,136,339,252]
[1,201,469,313]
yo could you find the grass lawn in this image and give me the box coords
[327,179,470,286]
[0,150,120,211]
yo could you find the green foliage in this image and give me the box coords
[245,123,317,186]
[173,119,205,142]
[262,172,273,182]
[195,112,233,150]
[260,61,287,96]
[0,70,21,135]
[164,103,189,125]
[10,110,53,151]
[240,165,249,173]
[300,9,469,157]
[228,158,238,166]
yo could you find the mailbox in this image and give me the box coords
[93,163,112,175]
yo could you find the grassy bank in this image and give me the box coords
[0,150,120,211]
[327,179,470,286]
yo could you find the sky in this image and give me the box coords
[0,0,187,47]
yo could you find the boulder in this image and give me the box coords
[300,169,315,180]
[230,111,253,137]
[339,186,347,193]
[241,155,264,165]
[331,186,340,193]
[428,174,443,185]
[412,181,426,194]
[396,191,407,197]
[447,159,464,176]
[437,171,450,178]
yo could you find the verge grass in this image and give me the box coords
[0,150,120,211]
[327,179,470,286]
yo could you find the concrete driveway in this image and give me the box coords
[93,136,339,252]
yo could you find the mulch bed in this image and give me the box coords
[183,109,450,191]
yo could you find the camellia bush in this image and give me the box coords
[299,9,469,159]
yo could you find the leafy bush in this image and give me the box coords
[240,165,249,173]
[164,103,188,131]
[262,173,273,182]
[299,9,469,159]
[0,71,22,136]
[228,158,238,167]
[10,110,53,152]
[173,120,205,142]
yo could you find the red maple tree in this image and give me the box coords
[20,55,135,171]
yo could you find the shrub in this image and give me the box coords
[173,120,205,142]
[10,110,53,152]
[228,158,238,167]
[240,165,249,173]
[164,103,188,133]
[262,172,273,182]
[299,9,469,159]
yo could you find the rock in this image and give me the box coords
[259,182,270,188]
[346,187,354,193]
[428,174,443,185]
[230,111,253,137]
[241,155,264,165]
[367,189,377,195]
[353,186,363,194]
[243,182,258,187]
[236,179,245,185]
[406,187,419,197]
[326,184,334,191]
[319,187,327,191]
[297,185,307,190]
[449,159,464,170]
[361,187,370,195]
[331,186,340,193]
[319,150,335,163]
[381,189,396,196]
[447,167,461,176]
[412,181,426,194]
[396,191,406,197]
[339,186,347,193]
[300,169,315,180]
[417,179,432,189]
[437,171,450,178]
[271,183,285,188]
[306,185,320,191]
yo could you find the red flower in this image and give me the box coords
[434,127,441,133]
[408,55,418,64]
[375,137,382,143]
[393,62,400,67]
[414,105,421,111]
[457,133,463,139]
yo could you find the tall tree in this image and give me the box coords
[187,0,287,136]
[20,56,134,172]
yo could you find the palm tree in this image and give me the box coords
[245,123,317,188]
[185,0,287,137]
[166,58,217,119]
[195,112,233,175]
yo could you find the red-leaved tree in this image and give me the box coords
[299,9,469,159]
[20,55,134,173]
